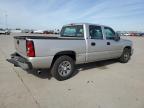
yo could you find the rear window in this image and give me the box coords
[61,25,84,37]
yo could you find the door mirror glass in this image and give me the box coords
[114,35,120,41]
[116,32,120,37]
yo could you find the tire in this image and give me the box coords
[119,48,131,63]
[51,55,75,81]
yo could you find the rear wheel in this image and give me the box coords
[119,48,131,63]
[51,55,75,81]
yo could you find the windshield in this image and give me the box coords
[61,25,84,37]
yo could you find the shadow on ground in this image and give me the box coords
[26,59,118,80]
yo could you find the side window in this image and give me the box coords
[89,25,103,39]
[104,27,116,40]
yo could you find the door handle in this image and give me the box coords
[91,42,96,46]
[107,42,110,45]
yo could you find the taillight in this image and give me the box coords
[26,40,35,57]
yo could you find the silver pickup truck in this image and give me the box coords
[8,23,133,80]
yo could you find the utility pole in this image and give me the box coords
[0,13,1,26]
[5,13,8,29]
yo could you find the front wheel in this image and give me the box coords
[119,48,131,63]
[51,55,75,81]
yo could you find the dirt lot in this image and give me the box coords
[0,34,144,108]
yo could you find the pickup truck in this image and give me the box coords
[8,23,133,81]
[0,28,10,35]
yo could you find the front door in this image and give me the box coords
[103,27,123,58]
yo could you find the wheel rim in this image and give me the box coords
[124,52,130,61]
[58,61,72,77]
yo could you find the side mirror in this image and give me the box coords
[114,33,120,41]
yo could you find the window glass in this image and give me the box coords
[89,25,103,39]
[61,25,84,37]
[104,27,115,40]
[63,28,76,36]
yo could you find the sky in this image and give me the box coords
[0,0,144,31]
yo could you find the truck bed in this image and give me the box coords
[14,36,59,39]
[14,36,84,40]
[14,36,86,64]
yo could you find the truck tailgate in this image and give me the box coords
[14,37,27,57]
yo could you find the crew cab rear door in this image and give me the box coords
[86,25,108,62]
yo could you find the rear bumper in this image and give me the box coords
[7,53,32,70]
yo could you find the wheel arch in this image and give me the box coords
[124,46,131,51]
[124,46,132,55]
[50,50,76,68]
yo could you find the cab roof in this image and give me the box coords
[64,23,110,28]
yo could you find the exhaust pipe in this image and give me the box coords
[37,69,42,74]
